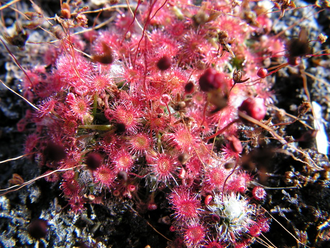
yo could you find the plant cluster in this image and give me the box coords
[1,0,329,247]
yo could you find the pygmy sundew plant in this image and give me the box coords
[1,0,329,247]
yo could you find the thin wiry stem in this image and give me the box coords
[0,79,39,111]
[0,167,77,196]
[0,153,33,164]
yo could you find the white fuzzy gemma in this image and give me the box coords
[208,193,253,241]
[222,194,247,221]
[312,101,328,155]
